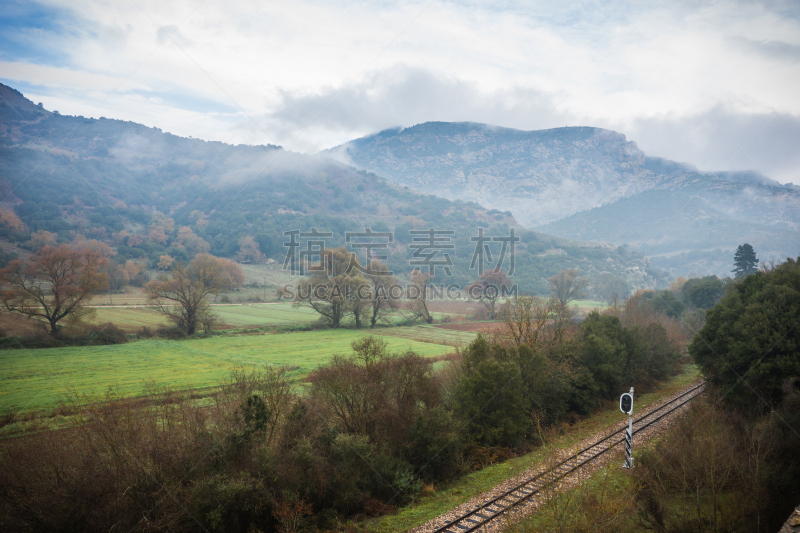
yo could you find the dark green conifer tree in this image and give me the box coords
[732,243,758,278]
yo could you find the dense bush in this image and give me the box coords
[682,274,728,309]
[635,389,800,532]
[690,256,800,410]
[452,336,531,447]
[572,308,681,402]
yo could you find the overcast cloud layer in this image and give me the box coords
[1,0,799,184]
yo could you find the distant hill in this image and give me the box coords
[328,122,800,276]
[539,190,800,276]
[0,83,660,295]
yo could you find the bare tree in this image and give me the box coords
[548,268,589,306]
[0,245,109,338]
[364,260,399,327]
[405,270,433,324]
[500,294,571,350]
[145,253,227,334]
[223,366,294,450]
[294,247,368,328]
[467,269,513,319]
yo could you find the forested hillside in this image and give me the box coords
[0,83,661,294]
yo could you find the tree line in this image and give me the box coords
[0,241,244,341]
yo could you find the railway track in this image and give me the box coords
[433,382,706,533]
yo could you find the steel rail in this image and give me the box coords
[433,382,706,533]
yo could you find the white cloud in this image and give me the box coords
[2,0,799,182]
[622,107,800,185]
[0,60,152,95]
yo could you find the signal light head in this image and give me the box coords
[620,393,633,414]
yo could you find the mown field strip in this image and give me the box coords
[213,304,320,326]
[0,329,454,414]
[373,326,478,347]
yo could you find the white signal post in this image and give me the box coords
[620,387,634,468]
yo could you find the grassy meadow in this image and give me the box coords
[0,329,457,415]
[88,301,488,332]
[0,260,601,424]
[89,302,323,330]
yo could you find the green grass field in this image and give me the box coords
[570,299,608,310]
[211,303,322,327]
[90,303,473,331]
[0,329,456,415]
[90,306,169,329]
[90,302,323,330]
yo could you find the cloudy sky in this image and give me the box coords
[2,0,800,184]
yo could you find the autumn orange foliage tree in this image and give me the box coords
[236,236,264,263]
[29,230,57,248]
[0,207,26,232]
[216,257,245,291]
[0,245,110,338]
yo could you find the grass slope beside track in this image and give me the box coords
[0,329,455,415]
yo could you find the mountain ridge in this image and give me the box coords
[327,121,800,276]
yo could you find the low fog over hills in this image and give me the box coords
[328,122,800,276]
[0,83,658,295]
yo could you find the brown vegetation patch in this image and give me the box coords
[435,321,505,334]
[426,352,460,364]
[0,312,42,336]
[426,300,480,315]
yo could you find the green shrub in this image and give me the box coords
[190,473,271,532]
[453,336,530,448]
